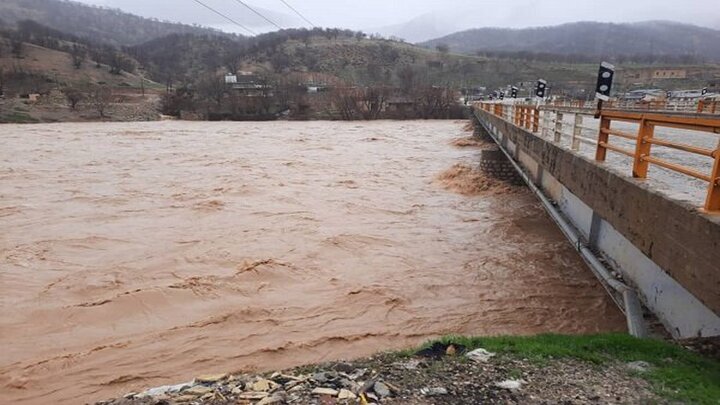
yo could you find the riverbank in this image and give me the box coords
[98,333,720,405]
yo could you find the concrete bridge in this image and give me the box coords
[472,102,720,338]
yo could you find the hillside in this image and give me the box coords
[0,38,162,123]
[125,30,604,91]
[422,21,720,62]
[0,0,234,47]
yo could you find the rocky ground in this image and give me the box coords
[0,91,161,123]
[97,342,664,405]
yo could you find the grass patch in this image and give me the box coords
[427,334,720,404]
[0,112,39,123]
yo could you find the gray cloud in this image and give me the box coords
[78,0,720,38]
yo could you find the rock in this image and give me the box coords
[627,361,651,373]
[238,391,270,400]
[338,389,357,400]
[184,385,213,396]
[284,380,303,390]
[373,382,391,398]
[288,383,306,393]
[466,348,496,363]
[257,393,286,405]
[339,378,361,392]
[394,359,421,370]
[332,362,356,373]
[174,394,200,402]
[252,378,276,392]
[312,387,339,396]
[420,387,448,396]
[195,373,228,384]
[496,379,524,391]
[347,368,368,380]
[312,372,329,383]
[385,382,401,394]
[271,373,301,385]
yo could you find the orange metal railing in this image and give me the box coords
[596,110,720,212]
[698,100,719,114]
[475,101,720,212]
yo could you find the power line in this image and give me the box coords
[230,0,283,30]
[190,0,257,35]
[277,0,316,28]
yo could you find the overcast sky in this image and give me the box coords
[78,0,720,39]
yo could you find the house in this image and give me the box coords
[668,89,711,101]
[227,72,272,96]
[621,89,664,101]
[652,69,687,79]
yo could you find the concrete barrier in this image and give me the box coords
[474,108,720,338]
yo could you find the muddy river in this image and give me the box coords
[0,120,625,404]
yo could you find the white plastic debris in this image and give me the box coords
[495,379,524,391]
[143,381,194,396]
[465,348,496,362]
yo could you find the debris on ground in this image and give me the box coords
[98,346,663,405]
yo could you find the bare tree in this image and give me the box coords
[108,52,135,75]
[88,86,112,117]
[70,45,86,69]
[332,87,360,120]
[196,73,226,105]
[396,66,417,93]
[415,87,455,119]
[0,68,5,98]
[11,40,24,59]
[223,50,243,74]
[359,86,388,120]
[62,87,85,110]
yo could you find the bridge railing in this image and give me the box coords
[476,101,720,212]
[595,111,720,212]
[530,98,719,115]
[698,100,719,114]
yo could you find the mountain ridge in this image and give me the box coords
[421,21,720,61]
[0,0,236,47]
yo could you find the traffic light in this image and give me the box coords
[595,62,615,101]
[499,91,505,100]
[511,86,518,98]
[536,80,547,98]
[702,87,708,96]
[666,91,672,98]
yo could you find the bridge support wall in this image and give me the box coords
[474,109,720,338]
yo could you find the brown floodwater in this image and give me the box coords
[0,120,626,404]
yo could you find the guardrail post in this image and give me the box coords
[554,112,564,143]
[707,143,720,212]
[697,100,704,114]
[571,113,583,151]
[596,117,610,161]
[542,110,551,138]
[632,119,655,178]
